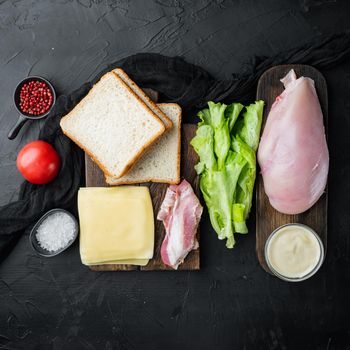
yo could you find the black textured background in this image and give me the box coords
[1,1,350,349]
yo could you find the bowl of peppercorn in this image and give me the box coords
[8,76,56,140]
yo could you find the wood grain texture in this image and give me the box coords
[256,64,328,273]
[85,89,199,271]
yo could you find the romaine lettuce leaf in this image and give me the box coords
[205,102,230,169]
[232,135,256,219]
[199,154,246,248]
[191,125,217,174]
[232,203,248,234]
[234,100,264,151]
[191,100,264,248]
[225,103,244,131]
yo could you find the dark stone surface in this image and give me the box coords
[1,1,350,349]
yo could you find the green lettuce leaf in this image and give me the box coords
[191,100,264,248]
[205,102,230,169]
[197,108,211,126]
[234,100,264,151]
[232,135,256,219]
[232,203,248,234]
[225,103,244,131]
[199,153,246,248]
[191,125,217,174]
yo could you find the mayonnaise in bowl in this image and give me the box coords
[264,224,324,282]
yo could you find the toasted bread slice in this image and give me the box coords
[106,103,181,185]
[60,72,165,178]
[113,68,173,130]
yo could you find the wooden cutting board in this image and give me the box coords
[256,64,328,273]
[84,89,199,271]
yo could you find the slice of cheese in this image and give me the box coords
[88,259,149,266]
[78,186,154,266]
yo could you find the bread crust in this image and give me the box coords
[113,68,173,130]
[60,72,166,178]
[105,103,182,185]
[110,71,165,132]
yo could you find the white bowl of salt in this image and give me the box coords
[30,209,79,257]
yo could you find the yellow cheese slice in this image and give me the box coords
[78,186,154,266]
[88,259,149,266]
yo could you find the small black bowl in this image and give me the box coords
[29,208,79,257]
[8,76,56,140]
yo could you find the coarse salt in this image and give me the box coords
[36,212,76,252]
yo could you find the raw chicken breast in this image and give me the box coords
[257,69,329,214]
[157,179,202,269]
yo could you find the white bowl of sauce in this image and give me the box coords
[264,224,324,282]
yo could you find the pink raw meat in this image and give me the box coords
[157,179,202,269]
[257,69,329,214]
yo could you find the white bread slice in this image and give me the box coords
[113,68,173,130]
[60,72,165,178]
[106,103,181,185]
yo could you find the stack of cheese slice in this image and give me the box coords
[78,187,154,266]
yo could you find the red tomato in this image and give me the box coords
[16,140,61,184]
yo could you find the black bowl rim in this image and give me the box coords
[14,75,56,119]
[29,208,79,257]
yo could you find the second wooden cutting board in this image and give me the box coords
[255,64,328,274]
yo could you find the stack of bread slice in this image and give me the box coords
[60,69,181,185]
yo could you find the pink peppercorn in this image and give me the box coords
[19,80,53,116]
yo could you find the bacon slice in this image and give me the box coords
[157,179,202,269]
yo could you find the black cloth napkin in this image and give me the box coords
[1,33,350,263]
